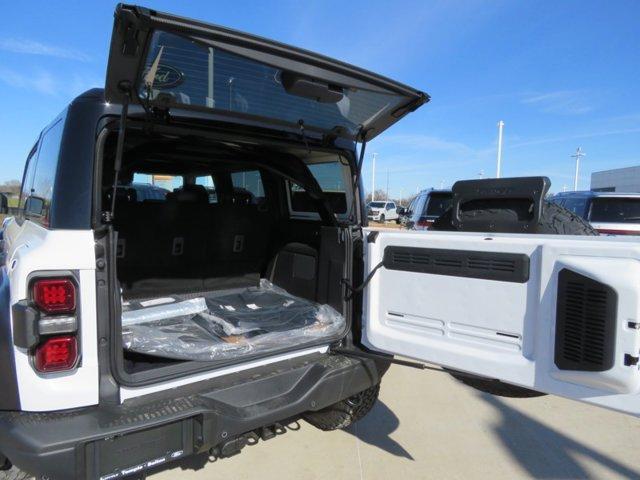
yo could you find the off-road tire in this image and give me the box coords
[303,384,380,431]
[0,466,33,480]
[431,200,597,398]
[431,200,598,236]
[379,214,385,223]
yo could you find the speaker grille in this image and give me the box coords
[554,269,617,371]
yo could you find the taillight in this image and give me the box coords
[417,218,433,228]
[33,278,76,314]
[29,277,79,373]
[34,336,78,372]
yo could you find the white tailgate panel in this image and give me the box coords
[363,230,640,416]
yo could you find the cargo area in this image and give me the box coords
[100,125,354,375]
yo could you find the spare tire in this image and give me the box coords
[431,199,597,398]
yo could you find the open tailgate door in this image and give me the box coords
[362,228,640,416]
[105,5,428,141]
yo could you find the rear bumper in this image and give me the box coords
[0,353,382,480]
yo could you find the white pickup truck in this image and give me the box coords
[367,201,399,223]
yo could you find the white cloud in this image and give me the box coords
[0,68,57,95]
[0,38,90,62]
[521,90,595,115]
[508,127,640,149]
[377,133,483,157]
[0,67,100,97]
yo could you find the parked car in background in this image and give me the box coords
[0,194,7,215]
[403,189,453,230]
[396,205,409,225]
[367,201,399,223]
[550,191,640,235]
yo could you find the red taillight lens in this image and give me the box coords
[34,336,78,372]
[417,218,433,228]
[33,278,76,314]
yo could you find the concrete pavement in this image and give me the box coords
[149,364,640,480]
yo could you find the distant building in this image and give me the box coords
[591,166,640,192]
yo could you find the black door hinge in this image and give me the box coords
[624,354,639,367]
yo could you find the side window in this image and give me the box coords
[411,194,427,221]
[195,175,218,204]
[18,143,39,219]
[24,120,64,226]
[387,202,395,210]
[289,161,348,215]
[231,170,264,204]
[562,197,587,218]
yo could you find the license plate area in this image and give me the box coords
[86,419,194,479]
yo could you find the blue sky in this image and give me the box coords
[1,0,638,196]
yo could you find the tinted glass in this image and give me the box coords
[562,197,588,218]
[369,202,386,208]
[231,170,264,204]
[18,144,39,215]
[590,198,640,223]
[424,193,452,217]
[140,31,406,137]
[25,120,64,226]
[290,162,347,214]
[195,175,218,204]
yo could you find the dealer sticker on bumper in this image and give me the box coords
[99,450,184,480]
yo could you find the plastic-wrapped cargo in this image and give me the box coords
[122,280,345,361]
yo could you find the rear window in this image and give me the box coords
[231,170,265,204]
[424,193,452,218]
[140,31,407,137]
[369,202,386,208]
[590,198,640,224]
[289,161,347,214]
[129,175,218,204]
[562,197,588,218]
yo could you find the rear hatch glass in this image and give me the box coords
[589,197,640,224]
[141,32,412,139]
[105,6,428,141]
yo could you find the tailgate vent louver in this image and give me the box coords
[384,247,529,283]
[554,269,617,371]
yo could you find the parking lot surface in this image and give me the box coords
[150,364,640,480]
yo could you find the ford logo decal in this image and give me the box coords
[144,64,184,89]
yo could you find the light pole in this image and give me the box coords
[496,120,504,178]
[385,168,389,201]
[571,147,585,191]
[371,153,377,201]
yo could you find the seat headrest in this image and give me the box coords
[232,187,254,205]
[106,187,137,204]
[169,184,209,204]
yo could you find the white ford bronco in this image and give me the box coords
[1,5,640,480]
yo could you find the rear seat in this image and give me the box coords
[116,184,276,296]
[115,185,209,292]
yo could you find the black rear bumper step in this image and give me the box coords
[0,353,380,480]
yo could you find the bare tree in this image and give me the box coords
[365,189,389,203]
[0,180,21,196]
